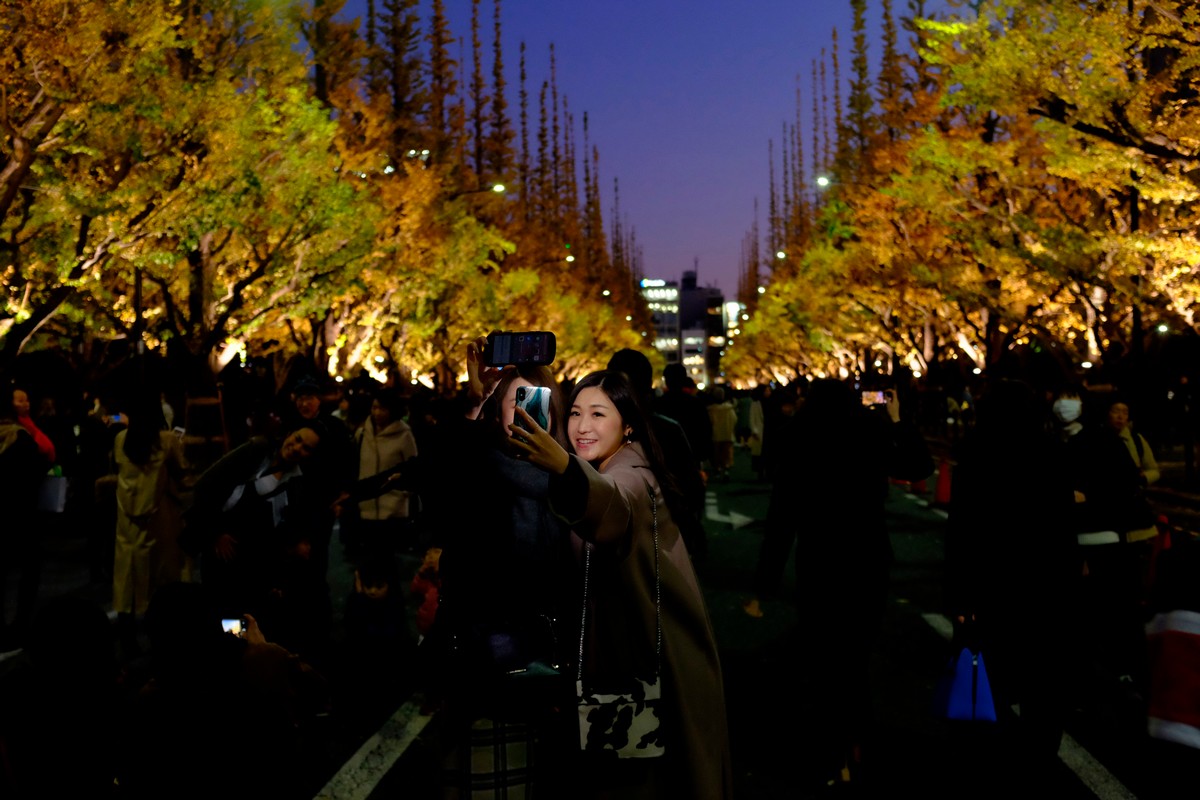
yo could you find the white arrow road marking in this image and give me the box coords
[704,492,754,529]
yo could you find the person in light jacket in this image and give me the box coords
[355,388,418,553]
[112,394,188,649]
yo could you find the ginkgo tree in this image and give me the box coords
[728,0,1200,386]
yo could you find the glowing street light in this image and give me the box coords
[816,175,832,188]
[1157,324,1169,333]
[776,251,786,259]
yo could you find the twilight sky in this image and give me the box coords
[338,1,955,294]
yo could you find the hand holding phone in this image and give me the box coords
[483,331,556,367]
[861,390,887,407]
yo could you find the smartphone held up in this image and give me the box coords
[483,331,556,367]
[514,386,551,434]
[221,617,248,638]
[861,390,889,407]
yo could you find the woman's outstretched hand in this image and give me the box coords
[509,407,571,475]
[465,335,505,420]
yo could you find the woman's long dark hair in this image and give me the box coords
[123,394,168,466]
[568,370,690,528]
[480,364,566,447]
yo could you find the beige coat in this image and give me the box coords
[562,443,732,800]
[113,430,187,613]
[356,418,418,520]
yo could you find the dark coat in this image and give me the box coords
[755,404,932,600]
[946,427,1077,619]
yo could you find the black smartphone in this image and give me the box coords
[861,390,888,407]
[514,386,551,433]
[483,331,556,366]
[221,617,247,638]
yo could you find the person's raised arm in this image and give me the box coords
[464,336,504,420]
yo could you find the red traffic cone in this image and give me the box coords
[933,459,953,507]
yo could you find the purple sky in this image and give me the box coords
[337,1,953,294]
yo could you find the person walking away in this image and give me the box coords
[0,384,45,651]
[112,393,189,655]
[656,363,713,472]
[744,380,932,789]
[946,380,1078,784]
[707,387,737,480]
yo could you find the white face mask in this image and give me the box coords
[1053,398,1082,424]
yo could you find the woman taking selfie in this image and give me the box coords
[511,370,732,800]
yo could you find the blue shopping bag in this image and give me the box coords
[933,647,997,723]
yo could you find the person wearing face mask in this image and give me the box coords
[1051,392,1084,437]
[1053,387,1153,686]
[1053,387,1150,539]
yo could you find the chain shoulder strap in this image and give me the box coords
[576,478,662,684]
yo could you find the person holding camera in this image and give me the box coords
[417,336,575,797]
[116,582,329,799]
[510,369,733,800]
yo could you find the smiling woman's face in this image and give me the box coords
[567,387,630,463]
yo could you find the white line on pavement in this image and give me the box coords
[922,613,1137,800]
[313,699,433,800]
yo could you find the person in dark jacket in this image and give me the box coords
[0,382,47,650]
[415,337,575,798]
[946,379,1078,770]
[185,425,331,660]
[745,379,932,787]
[656,363,713,467]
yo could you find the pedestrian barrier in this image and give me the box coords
[933,458,953,507]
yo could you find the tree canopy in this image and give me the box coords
[1,0,646,387]
[728,0,1200,387]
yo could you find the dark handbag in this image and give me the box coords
[932,645,997,723]
[37,474,69,513]
[576,481,665,759]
